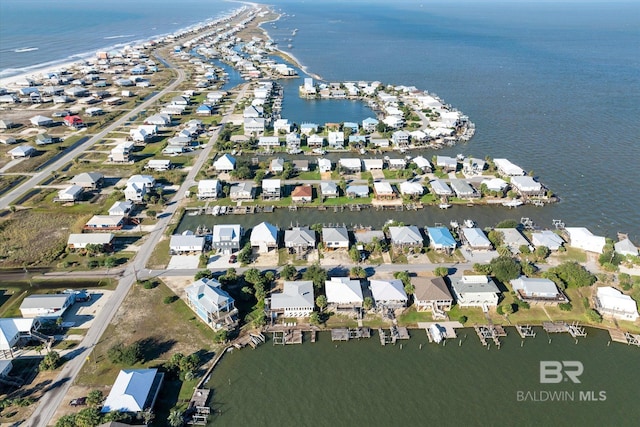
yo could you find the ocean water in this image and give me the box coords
[0,0,238,77]
[263,0,640,241]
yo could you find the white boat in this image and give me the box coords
[502,199,524,208]
[463,219,475,228]
[439,203,452,209]
[429,324,446,344]
[450,220,459,229]
[220,206,227,215]
[212,205,221,216]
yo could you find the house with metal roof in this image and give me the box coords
[185,278,237,329]
[269,281,315,319]
[565,227,605,254]
[20,294,75,319]
[169,234,205,254]
[101,369,164,414]
[57,185,84,202]
[108,200,133,217]
[339,158,362,174]
[363,158,384,171]
[67,233,115,251]
[84,215,125,231]
[399,181,424,197]
[197,179,221,200]
[373,181,396,200]
[436,156,457,172]
[229,182,255,201]
[320,181,338,199]
[494,158,525,176]
[511,276,567,304]
[71,172,104,189]
[284,227,316,253]
[451,276,500,308]
[346,185,369,198]
[325,277,363,311]
[370,279,408,309]
[261,179,281,200]
[322,227,349,250]
[250,222,279,253]
[426,227,457,252]
[8,145,35,159]
[450,179,478,199]
[460,227,492,250]
[510,176,543,196]
[213,154,236,172]
[212,224,243,254]
[614,238,638,257]
[531,230,565,251]
[595,287,639,321]
[429,179,452,196]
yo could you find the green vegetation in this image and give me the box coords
[543,261,596,289]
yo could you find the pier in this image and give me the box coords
[608,329,640,347]
[543,321,587,338]
[378,326,409,346]
[418,321,462,341]
[473,324,507,348]
[272,329,303,345]
[515,324,537,338]
[331,327,371,341]
[186,389,211,425]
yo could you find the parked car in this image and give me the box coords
[228,254,237,264]
[69,397,86,406]
[52,110,71,117]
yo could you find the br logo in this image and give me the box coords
[540,361,584,384]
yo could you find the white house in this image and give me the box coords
[67,233,115,250]
[370,279,408,309]
[212,224,243,254]
[531,230,565,251]
[20,294,75,319]
[250,221,278,253]
[595,287,638,321]
[197,180,221,200]
[213,154,236,172]
[451,276,500,308]
[510,176,543,196]
[614,238,638,257]
[510,276,567,304]
[325,277,364,310]
[322,227,350,250]
[101,369,163,414]
[261,179,281,200]
[460,228,492,250]
[269,281,315,319]
[185,278,237,329]
[108,200,133,217]
[169,234,205,254]
[147,159,172,171]
[399,181,424,197]
[565,227,606,254]
[124,182,146,202]
[339,158,361,173]
[8,145,36,159]
[57,185,84,202]
[318,158,332,173]
[494,158,526,176]
[284,227,316,252]
[259,136,280,148]
[328,131,344,148]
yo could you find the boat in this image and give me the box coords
[502,199,524,208]
[212,205,221,216]
[429,324,446,344]
[463,219,475,228]
[456,153,465,161]
[438,203,452,209]
[220,206,227,215]
[450,220,459,229]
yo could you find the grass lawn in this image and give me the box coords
[75,281,223,414]
[146,237,171,269]
[397,307,436,326]
[553,247,587,263]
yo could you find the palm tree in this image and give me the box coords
[168,409,184,427]
[497,245,512,257]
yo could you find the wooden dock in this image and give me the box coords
[474,324,505,348]
[378,328,396,346]
[609,329,640,347]
[417,322,462,340]
[515,324,537,338]
[543,321,587,338]
[331,328,350,341]
[331,327,371,341]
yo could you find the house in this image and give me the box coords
[273,119,291,134]
[212,224,243,254]
[260,136,281,149]
[20,294,75,319]
[391,130,410,147]
[362,117,379,133]
[565,227,606,254]
[450,179,478,199]
[363,158,384,171]
[286,133,301,152]
[109,141,135,163]
[84,215,125,231]
[451,275,500,308]
[124,182,146,202]
[108,200,133,217]
[307,134,324,147]
[30,115,54,127]
[129,127,153,143]
[144,114,171,126]
[196,104,213,115]
[327,131,344,148]
[429,179,453,196]
[127,174,155,189]
[615,238,638,257]
[169,234,205,254]
[322,227,349,250]
[387,158,407,170]
[510,276,567,304]
[496,228,531,254]
[292,159,309,172]
[243,105,263,118]
[291,184,313,203]
[0,136,17,145]
[229,182,255,201]
[339,158,362,174]
[348,135,367,146]
[54,186,83,205]
[185,278,237,329]
[197,180,221,200]
[284,227,316,252]
[412,277,453,312]
[262,179,281,200]
[300,123,319,135]
[399,181,424,197]
[370,279,408,309]
[71,172,104,189]
[213,154,236,172]
[318,158,332,173]
[325,277,363,311]
[436,156,457,172]
[426,227,457,252]
[482,178,509,193]
[85,107,104,117]
[269,281,315,319]
[460,227,492,250]
[373,181,396,200]
[270,157,285,173]
[510,176,543,196]
[8,145,35,159]
[101,369,163,414]
[388,226,423,249]
[354,229,386,246]
[244,117,265,135]
[346,185,369,198]
[462,158,486,175]
[67,233,115,251]
[250,221,279,253]
[595,287,639,321]
[35,133,56,145]
[531,230,565,251]
[370,138,390,148]
[1,318,38,354]
[320,181,338,199]
[147,159,172,172]
[494,158,526,176]
[63,115,84,129]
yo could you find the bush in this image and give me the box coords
[164,295,178,304]
[558,302,573,311]
[39,351,62,371]
[107,342,142,365]
[142,280,156,289]
[458,315,468,324]
[515,299,530,310]
[496,305,504,315]
[586,309,603,323]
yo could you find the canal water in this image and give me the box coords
[206,328,639,426]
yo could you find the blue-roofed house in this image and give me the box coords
[343,122,359,133]
[185,278,238,330]
[101,369,163,414]
[196,104,213,115]
[426,227,457,252]
[362,117,379,133]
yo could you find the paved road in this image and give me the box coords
[26,76,250,427]
[0,58,184,211]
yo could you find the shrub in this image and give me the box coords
[39,351,62,371]
[586,309,603,323]
[558,302,573,311]
[142,280,156,289]
[458,315,468,324]
[164,295,178,304]
[107,342,142,365]
[496,305,504,315]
